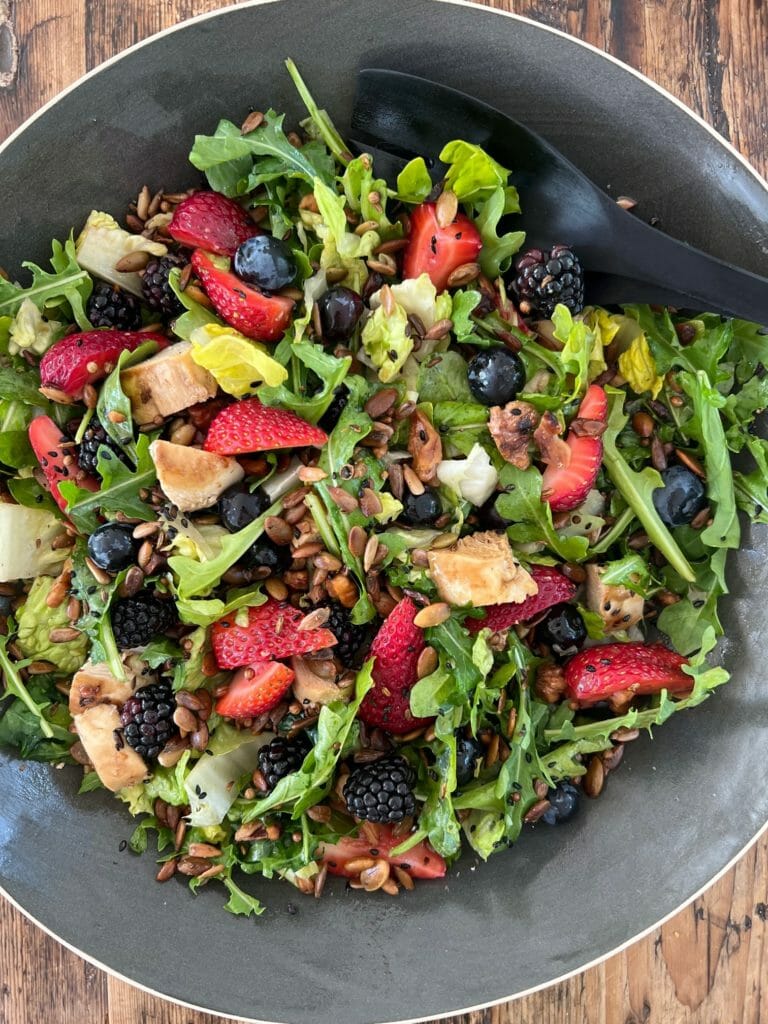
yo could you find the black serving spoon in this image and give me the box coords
[350,69,768,324]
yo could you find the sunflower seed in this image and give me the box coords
[241,109,264,134]
[328,486,359,512]
[424,317,454,341]
[363,535,380,573]
[584,755,605,798]
[292,541,323,560]
[188,842,221,859]
[402,465,425,496]
[298,465,328,483]
[298,607,331,631]
[435,189,459,228]
[364,388,398,419]
[177,856,214,877]
[347,525,367,558]
[156,859,178,883]
[84,557,111,585]
[264,516,293,545]
[359,488,382,517]
[173,706,198,733]
[524,799,552,824]
[49,626,82,643]
[417,646,438,679]
[413,603,451,628]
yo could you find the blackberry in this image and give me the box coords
[120,680,176,761]
[86,281,142,331]
[344,754,416,823]
[76,419,130,479]
[325,603,371,668]
[514,244,584,319]
[258,734,312,791]
[111,592,177,650]
[141,254,187,317]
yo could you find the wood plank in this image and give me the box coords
[0,1,767,1023]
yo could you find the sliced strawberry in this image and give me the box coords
[465,566,577,633]
[215,660,295,718]
[203,396,327,455]
[28,415,98,513]
[320,823,446,880]
[564,642,690,705]
[358,597,430,735]
[168,191,260,256]
[541,384,608,512]
[402,202,482,292]
[191,249,294,342]
[39,329,168,403]
[211,599,337,670]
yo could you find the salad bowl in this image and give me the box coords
[1,2,767,1023]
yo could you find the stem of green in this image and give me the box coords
[602,444,695,583]
[305,492,341,558]
[0,643,54,738]
[389,827,428,858]
[284,59,351,165]
[588,506,636,556]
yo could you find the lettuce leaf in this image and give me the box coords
[0,236,91,328]
[189,323,288,395]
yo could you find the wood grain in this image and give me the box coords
[1,2,767,1023]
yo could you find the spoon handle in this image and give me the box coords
[594,206,768,324]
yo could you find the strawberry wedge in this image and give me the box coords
[564,642,690,705]
[203,396,328,455]
[28,415,98,513]
[402,202,482,292]
[320,824,446,880]
[215,661,295,718]
[358,597,431,734]
[465,566,577,633]
[169,191,260,256]
[191,249,294,342]
[542,384,607,512]
[39,330,167,403]
[211,599,337,669]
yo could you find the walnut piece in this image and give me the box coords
[488,401,540,469]
[535,663,567,704]
[408,409,443,483]
[533,410,571,469]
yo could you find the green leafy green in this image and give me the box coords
[259,341,351,424]
[0,236,91,328]
[395,157,433,203]
[96,340,162,462]
[285,58,351,165]
[496,464,589,562]
[474,186,525,278]
[16,577,88,673]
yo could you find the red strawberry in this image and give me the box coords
[564,642,690,705]
[39,329,168,403]
[28,415,98,513]
[358,597,430,735]
[402,202,482,292]
[541,384,608,512]
[168,191,260,256]
[211,599,337,669]
[215,660,295,718]
[203,396,327,455]
[465,566,577,633]
[320,823,446,880]
[191,249,294,342]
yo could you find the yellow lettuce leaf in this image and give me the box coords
[618,332,664,398]
[189,323,288,396]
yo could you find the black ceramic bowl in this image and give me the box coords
[1,3,767,1022]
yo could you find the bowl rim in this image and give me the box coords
[0,1,767,1021]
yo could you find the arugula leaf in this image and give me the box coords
[96,340,161,462]
[0,626,55,740]
[190,112,332,191]
[657,548,727,655]
[678,371,739,549]
[0,362,52,407]
[0,430,34,469]
[550,304,592,402]
[495,464,589,562]
[433,401,490,457]
[602,389,695,582]
[0,236,91,328]
[176,585,266,629]
[70,541,127,680]
[222,875,264,918]
[259,341,351,424]
[169,498,283,599]
[7,476,60,516]
[242,663,374,820]
[60,433,157,532]
[451,290,482,342]
[285,59,351,165]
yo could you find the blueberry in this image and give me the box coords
[87,523,138,573]
[467,348,525,406]
[477,495,512,530]
[234,235,297,292]
[456,734,483,786]
[400,485,441,526]
[317,286,364,342]
[541,781,580,825]
[652,464,707,528]
[219,485,271,533]
[241,537,291,573]
[536,603,587,657]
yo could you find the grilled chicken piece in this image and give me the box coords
[74,703,148,792]
[150,439,244,512]
[427,530,538,607]
[121,342,217,425]
[68,660,143,716]
[585,563,645,633]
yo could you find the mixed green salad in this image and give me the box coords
[1,61,766,915]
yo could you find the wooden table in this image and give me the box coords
[1,1,767,1022]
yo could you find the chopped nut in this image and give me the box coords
[535,663,567,703]
[408,410,443,484]
[488,401,540,468]
[533,410,570,468]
